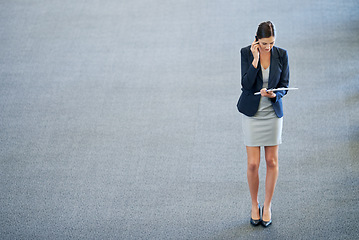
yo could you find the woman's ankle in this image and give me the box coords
[263,202,271,210]
[251,201,259,208]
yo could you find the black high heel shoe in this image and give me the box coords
[250,204,261,226]
[261,206,272,227]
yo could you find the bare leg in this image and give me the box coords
[263,145,279,221]
[246,146,261,220]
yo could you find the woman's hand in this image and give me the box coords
[260,88,276,98]
[250,40,260,68]
[250,40,260,60]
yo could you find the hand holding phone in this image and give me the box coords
[251,36,260,60]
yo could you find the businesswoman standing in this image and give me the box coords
[237,21,289,227]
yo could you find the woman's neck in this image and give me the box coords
[260,51,271,58]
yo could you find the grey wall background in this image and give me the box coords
[1,0,358,239]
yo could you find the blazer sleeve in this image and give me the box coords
[240,47,260,90]
[271,49,289,103]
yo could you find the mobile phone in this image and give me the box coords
[255,36,258,41]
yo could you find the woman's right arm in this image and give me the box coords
[240,46,260,90]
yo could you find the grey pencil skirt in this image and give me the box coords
[242,115,283,147]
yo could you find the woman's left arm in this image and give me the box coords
[271,50,289,103]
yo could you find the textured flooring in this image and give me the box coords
[1,0,358,239]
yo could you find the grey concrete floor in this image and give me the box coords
[1,0,358,239]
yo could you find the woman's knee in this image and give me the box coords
[247,160,260,172]
[265,156,278,168]
[265,146,278,168]
[246,146,260,172]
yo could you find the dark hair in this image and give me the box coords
[256,21,276,39]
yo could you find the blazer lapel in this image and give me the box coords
[268,47,280,89]
[258,59,263,82]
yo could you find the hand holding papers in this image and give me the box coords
[254,87,298,95]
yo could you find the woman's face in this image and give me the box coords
[258,36,275,53]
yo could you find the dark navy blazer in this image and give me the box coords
[237,45,289,118]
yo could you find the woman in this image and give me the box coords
[237,21,289,227]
